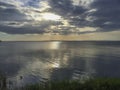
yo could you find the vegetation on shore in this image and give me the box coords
[0,74,7,90]
[21,78,120,90]
[1,74,120,90]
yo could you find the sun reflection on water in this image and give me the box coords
[49,41,61,49]
[51,62,60,68]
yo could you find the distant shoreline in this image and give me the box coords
[1,40,120,42]
[0,40,120,42]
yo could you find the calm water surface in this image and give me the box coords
[0,41,120,87]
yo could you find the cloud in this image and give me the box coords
[49,0,87,17]
[0,20,62,34]
[0,0,53,34]
[0,1,15,7]
[89,0,120,31]
[49,0,120,32]
[48,0,92,31]
[0,1,26,21]
[0,0,120,35]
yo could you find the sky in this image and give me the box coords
[0,0,120,41]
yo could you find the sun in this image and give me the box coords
[41,13,61,21]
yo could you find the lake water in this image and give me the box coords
[0,41,120,87]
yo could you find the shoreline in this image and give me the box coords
[1,77,120,90]
[1,40,120,42]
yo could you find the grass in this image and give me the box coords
[22,78,120,90]
[0,74,7,90]
[1,74,120,90]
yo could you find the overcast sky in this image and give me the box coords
[0,0,120,41]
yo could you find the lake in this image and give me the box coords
[0,41,120,87]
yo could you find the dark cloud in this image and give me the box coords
[0,8,26,21]
[24,0,41,8]
[0,25,50,34]
[90,0,120,31]
[49,0,120,32]
[49,0,88,29]
[49,0,73,14]
[0,2,26,21]
[0,1,15,7]
[0,25,44,34]
[0,21,62,34]
[49,0,87,17]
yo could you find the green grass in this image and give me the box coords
[1,75,120,90]
[22,78,120,90]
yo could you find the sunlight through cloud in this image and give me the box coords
[41,13,62,21]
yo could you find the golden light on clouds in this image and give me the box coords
[2,31,119,41]
[79,27,97,32]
